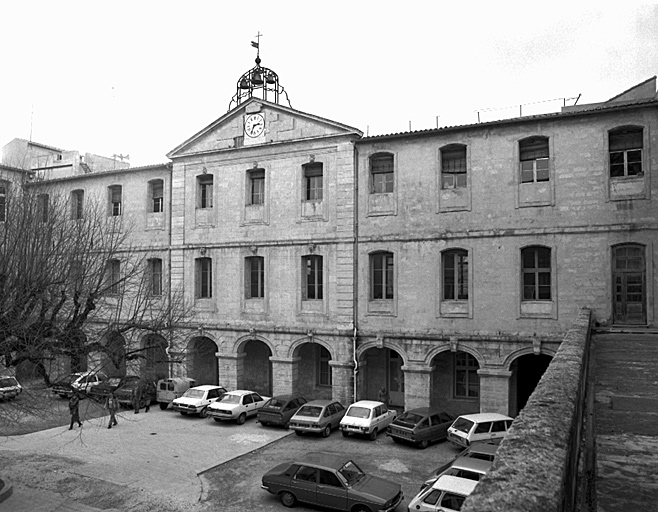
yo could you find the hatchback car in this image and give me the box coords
[257,394,307,428]
[206,389,270,424]
[0,376,22,400]
[386,408,455,449]
[447,412,513,448]
[407,475,476,512]
[339,400,397,440]
[288,399,347,438]
[261,452,403,512]
[51,371,107,399]
[171,385,227,417]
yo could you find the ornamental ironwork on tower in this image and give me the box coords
[229,35,291,110]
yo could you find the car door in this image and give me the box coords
[490,420,507,440]
[243,393,254,416]
[331,402,346,428]
[472,421,493,443]
[250,393,265,416]
[291,465,318,505]
[317,469,348,510]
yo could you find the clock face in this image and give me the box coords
[244,113,265,138]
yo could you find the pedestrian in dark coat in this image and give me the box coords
[131,385,140,414]
[69,392,82,430]
[106,392,119,429]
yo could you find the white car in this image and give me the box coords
[447,412,513,448]
[339,400,397,440]
[206,390,270,424]
[0,376,22,400]
[172,385,227,418]
[408,475,477,512]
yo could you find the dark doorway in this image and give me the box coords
[512,353,552,415]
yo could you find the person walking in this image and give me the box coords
[131,384,141,414]
[106,392,119,429]
[68,392,82,430]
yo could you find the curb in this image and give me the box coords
[0,477,14,504]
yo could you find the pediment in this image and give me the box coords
[167,99,362,159]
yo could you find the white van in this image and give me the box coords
[447,412,513,448]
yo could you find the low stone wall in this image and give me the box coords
[462,308,592,512]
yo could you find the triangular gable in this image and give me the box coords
[606,76,657,103]
[167,98,362,159]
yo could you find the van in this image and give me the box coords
[156,377,196,410]
[447,412,513,448]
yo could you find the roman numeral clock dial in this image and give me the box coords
[244,113,265,138]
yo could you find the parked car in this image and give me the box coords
[339,400,397,440]
[0,376,22,400]
[447,412,513,448]
[115,379,157,409]
[88,375,140,401]
[422,442,499,490]
[171,385,227,417]
[386,408,455,449]
[206,389,270,424]
[156,377,197,410]
[257,394,307,428]
[51,371,107,399]
[288,399,347,438]
[261,451,403,512]
[407,475,477,512]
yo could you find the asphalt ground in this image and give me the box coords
[0,406,461,512]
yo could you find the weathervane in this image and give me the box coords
[251,31,262,61]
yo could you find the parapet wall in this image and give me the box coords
[462,308,592,512]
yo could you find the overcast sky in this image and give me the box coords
[1,2,657,167]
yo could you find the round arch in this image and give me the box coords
[356,340,408,367]
[424,343,486,369]
[233,334,276,357]
[186,336,219,386]
[141,333,168,382]
[288,336,335,360]
[502,346,557,371]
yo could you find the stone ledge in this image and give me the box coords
[0,476,13,504]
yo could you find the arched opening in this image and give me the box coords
[295,343,333,400]
[241,339,273,396]
[359,347,404,409]
[187,336,218,385]
[430,350,480,417]
[509,353,553,416]
[142,334,168,383]
[102,332,126,378]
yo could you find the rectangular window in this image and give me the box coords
[72,190,84,220]
[441,145,467,189]
[370,154,394,194]
[455,353,479,398]
[198,175,213,209]
[246,256,264,298]
[151,180,164,213]
[371,252,394,300]
[249,169,265,205]
[109,185,122,216]
[148,258,163,296]
[106,260,121,295]
[522,246,551,300]
[196,257,212,298]
[0,183,6,222]
[37,194,49,223]
[304,163,323,201]
[303,255,323,300]
[520,137,549,183]
[610,128,643,177]
[443,250,468,300]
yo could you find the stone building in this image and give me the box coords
[2,60,656,416]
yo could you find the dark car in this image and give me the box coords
[288,400,347,438]
[386,408,455,449]
[115,379,156,409]
[257,394,307,428]
[88,375,140,401]
[261,452,403,512]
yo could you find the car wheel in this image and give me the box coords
[237,412,246,425]
[283,422,289,430]
[352,505,372,512]
[214,418,221,423]
[295,430,303,436]
[392,437,401,444]
[59,394,67,399]
[342,430,349,437]
[180,412,188,416]
[159,402,168,410]
[280,490,297,508]
[199,407,208,419]
[368,428,378,441]
[418,439,429,449]
[322,424,331,438]
[260,421,269,427]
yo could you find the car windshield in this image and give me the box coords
[264,398,285,409]
[338,460,365,486]
[183,389,205,399]
[396,411,424,426]
[452,418,475,433]
[220,394,241,404]
[296,405,322,418]
[346,406,371,419]
[107,378,122,386]
[0,377,17,387]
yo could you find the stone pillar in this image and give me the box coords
[477,367,512,415]
[329,360,355,405]
[168,351,186,379]
[402,364,433,411]
[216,352,246,390]
[269,356,301,396]
[355,359,367,402]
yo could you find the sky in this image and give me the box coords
[1,2,657,167]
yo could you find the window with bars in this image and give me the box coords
[150,179,164,213]
[37,193,49,223]
[609,127,643,177]
[441,145,467,189]
[249,169,265,205]
[246,256,264,298]
[520,137,549,183]
[443,249,468,300]
[454,352,479,398]
[317,345,331,386]
[303,163,323,201]
[303,255,323,300]
[148,258,163,296]
[370,251,394,300]
[370,153,394,194]
[197,175,213,209]
[522,246,551,300]
[109,185,122,216]
[195,257,212,298]
[71,190,84,220]
[106,259,121,295]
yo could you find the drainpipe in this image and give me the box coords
[166,162,174,378]
[352,141,360,402]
